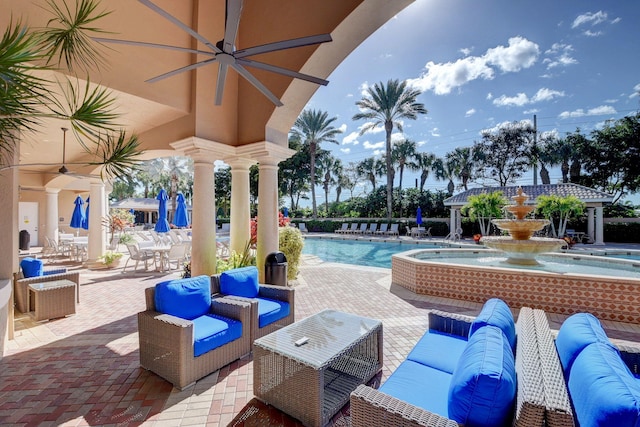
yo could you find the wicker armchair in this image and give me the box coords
[138,286,251,390]
[211,271,294,343]
[13,270,80,313]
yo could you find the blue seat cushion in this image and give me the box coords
[569,342,640,427]
[407,330,468,374]
[555,312,614,375]
[448,325,516,427]
[220,266,259,298]
[379,360,452,418]
[192,313,242,357]
[20,257,43,278]
[469,298,516,352]
[257,297,290,328]
[154,275,211,320]
[43,268,67,276]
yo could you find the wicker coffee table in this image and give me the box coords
[28,279,77,321]
[253,309,383,426]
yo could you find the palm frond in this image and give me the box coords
[88,130,144,179]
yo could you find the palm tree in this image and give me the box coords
[392,139,417,193]
[291,109,343,218]
[319,155,340,216]
[446,146,482,191]
[356,157,379,192]
[461,192,508,236]
[353,79,427,219]
[0,0,141,177]
[433,157,456,195]
[415,151,436,192]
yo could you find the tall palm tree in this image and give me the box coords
[356,157,379,193]
[0,0,142,177]
[433,157,456,195]
[291,109,343,218]
[319,155,340,216]
[353,79,427,219]
[392,139,418,192]
[446,146,482,191]
[415,151,436,192]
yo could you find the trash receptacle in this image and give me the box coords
[19,229,30,251]
[265,251,288,286]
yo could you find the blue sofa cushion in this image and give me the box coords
[154,275,211,320]
[556,312,613,374]
[379,360,452,418]
[407,330,468,374]
[469,298,516,352]
[20,257,43,278]
[569,342,640,427]
[192,313,242,357]
[220,266,259,298]
[257,297,290,328]
[448,325,516,427]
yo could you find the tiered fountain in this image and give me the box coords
[481,187,563,265]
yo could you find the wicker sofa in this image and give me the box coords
[351,301,574,427]
[138,275,251,390]
[211,266,294,343]
[13,258,79,313]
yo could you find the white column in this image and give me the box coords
[587,207,595,243]
[595,206,605,245]
[87,180,106,262]
[45,188,60,244]
[191,158,217,276]
[257,160,279,283]
[449,208,456,235]
[227,158,255,255]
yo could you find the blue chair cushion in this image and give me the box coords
[220,266,259,298]
[43,268,67,276]
[569,342,640,427]
[555,312,613,374]
[256,297,290,328]
[20,257,43,278]
[379,360,452,418]
[192,313,242,357]
[154,275,211,320]
[469,298,516,352]
[407,330,468,374]
[448,325,516,427]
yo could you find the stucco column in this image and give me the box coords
[191,158,217,276]
[587,207,595,243]
[257,160,279,282]
[595,206,604,245]
[449,208,456,236]
[45,188,60,244]
[87,179,107,262]
[227,158,255,255]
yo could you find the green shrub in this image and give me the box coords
[118,233,135,245]
[279,226,304,280]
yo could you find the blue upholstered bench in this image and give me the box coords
[211,266,294,342]
[556,313,640,427]
[351,298,517,427]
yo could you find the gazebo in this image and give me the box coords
[444,183,614,245]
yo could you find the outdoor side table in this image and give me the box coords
[253,309,383,427]
[28,279,77,321]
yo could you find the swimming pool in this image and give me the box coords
[301,237,456,268]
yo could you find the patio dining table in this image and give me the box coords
[141,245,172,272]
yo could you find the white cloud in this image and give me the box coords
[408,37,539,95]
[417,140,427,147]
[358,122,384,134]
[631,83,640,98]
[460,47,473,56]
[373,149,385,156]
[342,131,359,145]
[583,30,603,37]
[340,148,351,154]
[363,141,384,150]
[359,82,370,97]
[338,123,347,133]
[572,11,608,28]
[430,127,440,137]
[486,92,493,100]
[465,108,476,117]
[543,43,578,69]
[493,88,565,107]
[558,105,617,119]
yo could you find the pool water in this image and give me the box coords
[302,238,449,268]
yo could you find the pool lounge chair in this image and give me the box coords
[367,223,379,235]
[345,223,359,234]
[386,223,400,237]
[298,223,308,233]
[376,223,389,235]
[335,223,349,234]
[353,223,368,234]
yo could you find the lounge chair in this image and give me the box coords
[386,223,400,237]
[335,223,349,234]
[354,223,368,234]
[367,223,379,235]
[376,223,389,235]
[345,223,358,234]
[298,223,308,233]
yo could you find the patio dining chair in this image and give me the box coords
[124,244,154,272]
[165,243,188,271]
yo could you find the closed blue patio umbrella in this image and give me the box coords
[283,207,289,218]
[416,207,423,227]
[81,197,90,230]
[70,196,85,235]
[172,193,189,228]
[155,189,171,233]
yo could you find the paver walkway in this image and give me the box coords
[2,251,640,426]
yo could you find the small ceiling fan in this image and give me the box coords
[94,0,332,106]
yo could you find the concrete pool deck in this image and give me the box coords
[2,241,640,426]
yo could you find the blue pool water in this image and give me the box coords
[301,238,450,268]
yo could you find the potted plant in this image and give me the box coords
[99,251,123,268]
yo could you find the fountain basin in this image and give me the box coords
[482,236,564,265]
[392,248,640,324]
[490,219,550,240]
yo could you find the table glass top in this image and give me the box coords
[254,309,381,369]
[28,279,76,291]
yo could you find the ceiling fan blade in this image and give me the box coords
[138,0,221,53]
[93,37,215,56]
[234,34,332,58]
[215,63,229,105]
[231,63,283,106]
[237,59,329,86]
[146,58,217,83]
[223,0,243,53]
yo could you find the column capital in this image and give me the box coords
[44,187,60,194]
[225,157,257,170]
[171,137,236,161]
[236,141,295,164]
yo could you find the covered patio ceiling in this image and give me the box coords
[2,0,415,191]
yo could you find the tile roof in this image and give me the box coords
[444,183,614,206]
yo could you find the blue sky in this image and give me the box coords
[302,0,640,205]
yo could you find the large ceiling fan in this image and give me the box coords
[94,0,332,106]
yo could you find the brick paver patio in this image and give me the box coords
[2,251,640,426]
